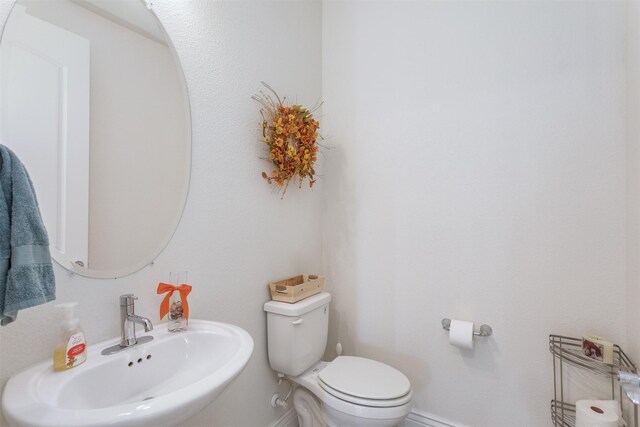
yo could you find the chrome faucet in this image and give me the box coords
[102,294,154,355]
[120,294,153,346]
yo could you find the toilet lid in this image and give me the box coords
[318,356,411,401]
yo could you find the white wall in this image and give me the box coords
[322,2,627,426]
[1,1,636,426]
[627,0,640,365]
[0,1,322,426]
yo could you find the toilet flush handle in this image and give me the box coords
[292,319,304,326]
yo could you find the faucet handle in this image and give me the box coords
[119,294,137,306]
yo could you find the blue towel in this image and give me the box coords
[0,144,56,325]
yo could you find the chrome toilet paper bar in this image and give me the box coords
[441,318,492,337]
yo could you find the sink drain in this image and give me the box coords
[142,396,154,401]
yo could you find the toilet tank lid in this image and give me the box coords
[264,292,331,316]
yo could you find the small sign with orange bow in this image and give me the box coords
[157,281,192,325]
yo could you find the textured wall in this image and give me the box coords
[322,2,628,425]
[627,0,640,364]
[1,1,637,426]
[0,1,322,426]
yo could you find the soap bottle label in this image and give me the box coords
[66,332,86,368]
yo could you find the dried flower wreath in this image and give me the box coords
[253,82,322,198]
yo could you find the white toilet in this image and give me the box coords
[264,292,412,427]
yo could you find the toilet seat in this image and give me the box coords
[318,356,411,408]
[289,360,413,425]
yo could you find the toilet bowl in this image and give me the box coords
[264,292,412,427]
[290,359,412,427]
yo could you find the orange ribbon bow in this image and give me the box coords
[157,282,192,322]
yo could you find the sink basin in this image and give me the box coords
[2,320,254,427]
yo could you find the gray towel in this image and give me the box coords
[0,144,56,325]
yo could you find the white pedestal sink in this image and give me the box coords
[2,320,254,427]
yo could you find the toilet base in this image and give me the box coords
[323,403,406,427]
[292,387,406,427]
[294,388,328,427]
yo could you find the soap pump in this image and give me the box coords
[53,303,87,371]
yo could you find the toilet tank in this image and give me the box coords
[264,292,331,376]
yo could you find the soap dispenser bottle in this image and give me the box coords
[53,303,87,371]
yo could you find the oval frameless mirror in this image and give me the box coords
[0,0,191,278]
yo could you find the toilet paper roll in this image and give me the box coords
[582,334,615,365]
[575,400,622,427]
[449,319,474,350]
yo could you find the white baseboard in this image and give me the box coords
[269,408,299,427]
[404,409,469,427]
[269,407,462,427]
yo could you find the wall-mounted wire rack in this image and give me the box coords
[549,334,638,427]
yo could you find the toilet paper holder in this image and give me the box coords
[441,318,493,337]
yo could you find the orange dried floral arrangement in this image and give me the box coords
[253,82,322,197]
